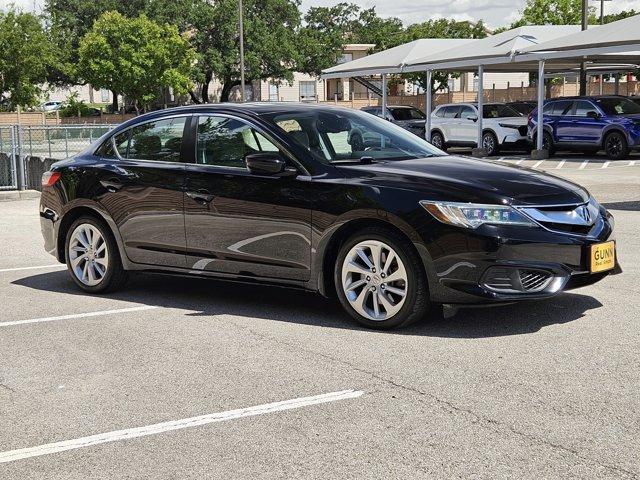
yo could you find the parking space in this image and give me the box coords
[1,165,639,479]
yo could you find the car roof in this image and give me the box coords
[548,95,628,101]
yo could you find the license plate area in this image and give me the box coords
[590,241,615,273]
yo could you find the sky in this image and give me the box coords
[6,0,640,29]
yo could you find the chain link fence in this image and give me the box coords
[0,125,117,191]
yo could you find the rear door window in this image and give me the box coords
[443,106,461,118]
[552,101,573,116]
[574,100,598,117]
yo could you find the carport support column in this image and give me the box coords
[381,73,388,114]
[472,65,486,157]
[532,59,549,160]
[425,70,432,142]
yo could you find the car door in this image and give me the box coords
[442,106,462,141]
[458,105,478,143]
[95,115,188,267]
[553,100,575,143]
[183,114,312,281]
[570,100,603,145]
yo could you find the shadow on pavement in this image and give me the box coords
[602,200,640,212]
[13,270,603,339]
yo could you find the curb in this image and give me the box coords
[0,190,41,202]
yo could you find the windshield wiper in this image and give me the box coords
[330,156,376,165]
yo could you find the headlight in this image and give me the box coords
[420,201,537,229]
[498,123,520,129]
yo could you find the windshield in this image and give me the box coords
[263,108,445,163]
[594,97,640,116]
[483,104,522,118]
[390,107,426,120]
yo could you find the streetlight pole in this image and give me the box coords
[238,0,246,102]
[579,0,588,95]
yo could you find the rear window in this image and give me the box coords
[442,106,461,118]
[548,101,572,116]
[482,104,521,118]
[389,107,426,120]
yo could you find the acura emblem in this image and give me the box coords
[576,205,592,224]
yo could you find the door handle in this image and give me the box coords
[186,190,215,204]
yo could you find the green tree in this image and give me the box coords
[201,0,301,102]
[45,0,148,86]
[602,9,638,24]
[77,11,195,112]
[0,9,56,109]
[510,0,594,27]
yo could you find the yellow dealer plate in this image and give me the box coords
[590,241,615,273]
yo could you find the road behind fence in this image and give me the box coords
[0,125,116,191]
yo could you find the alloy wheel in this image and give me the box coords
[606,134,623,157]
[431,133,443,149]
[341,240,408,321]
[68,223,109,286]
[482,133,496,154]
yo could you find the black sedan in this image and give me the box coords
[40,103,619,329]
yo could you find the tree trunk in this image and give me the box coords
[111,90,119,112]
[189,90,201,104]
[201,70,213,103]
[220,79,241,102]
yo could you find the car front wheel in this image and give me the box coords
[430,131,446,151]
[604,131,629,160]
[65,216,128,293]
[334,228,430,329]
[482,131,500,156]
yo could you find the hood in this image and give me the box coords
[486,116,528,125]
[337,155,589,206]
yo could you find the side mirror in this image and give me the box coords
[465,114,478,122]
[586,111,600,119]
[246,152,294,176]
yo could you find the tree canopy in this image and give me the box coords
[0,9,57,109]
[77,11,195,111]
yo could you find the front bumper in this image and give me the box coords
[501,133,529,148]
[417,213,618,305]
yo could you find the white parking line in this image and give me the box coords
[532,160,544,169]
[516,159,525,165]
[0,306,158,328]
[556,159,566,169]
[579,159,590,169]
[629,160,636,166]
[0,389,364,464]
[602,161,611,169]
[0,264,64,273]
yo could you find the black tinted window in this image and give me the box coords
[196,116,279,168]
[594,97,640,115]
[543,103,554,114]
[482,104,521,118]
[98,130,132,158]
[116,117,187,162]
[552,101,572,116]
[390,108,425,120]
[574,101,598,117]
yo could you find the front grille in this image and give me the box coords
[518,125,528,136]
[482,267,553,293]
[517,200,600,237]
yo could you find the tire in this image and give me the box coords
[603,131,629,160]
[430,131,446,151]
[65,215,128,293]
[535,130,555,156]
[482,131,500,156]
[334,227,430,329]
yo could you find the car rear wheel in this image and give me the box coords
[430,131,446,151]
[604,131,629,160]
[535,131,555,155]
[334,228,430,329]
[65,216,128,293]
[482,131,500,156]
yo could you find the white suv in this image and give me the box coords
[430,103,529,155]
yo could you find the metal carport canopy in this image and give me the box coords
[321,38,473,79]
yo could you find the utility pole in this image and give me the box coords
[238,0,246,102]
[579,0,588,95]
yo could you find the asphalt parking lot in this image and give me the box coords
[1,154,639,479]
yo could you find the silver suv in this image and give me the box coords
[430,103,529,155]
